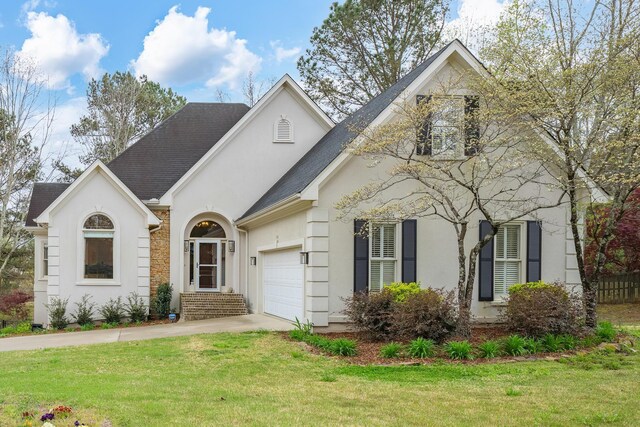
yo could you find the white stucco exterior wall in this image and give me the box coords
[43,169,151,325]
[167,84,331,309]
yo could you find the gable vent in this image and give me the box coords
[274,116,293,143]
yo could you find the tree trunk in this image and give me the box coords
[455,224,472,338]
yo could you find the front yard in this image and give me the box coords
[0,327,639,426]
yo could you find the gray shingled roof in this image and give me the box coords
[108,102,250,201]
[240,43,451,219]
[26,102,250,225]
[25,182,70,227]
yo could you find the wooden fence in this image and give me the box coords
[598,272,640,303]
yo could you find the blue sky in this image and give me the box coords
[0,0,506,165]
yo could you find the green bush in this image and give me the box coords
[72,294,95,326]
[99,297,125,324]
[101,322,118,329]
[445,341,473,360]
[541,334,561,352]
[289,329,307,341]
[596,321,617,342]
[125,292,148,323]
[504,281,582,338]
[47,297,70,330]
[380,342,404,358]
[478,340,500,358]
[0,321,31,336]
[504,335,527,356]
[524,338,544,354]
[383,282,421,303]
[559,334,578,350]
[80,323,95,331]
[330,338,357,356]
[408,337,435,358]
[153,283,173,318]
[292,317,313,335]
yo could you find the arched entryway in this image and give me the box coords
[184,216,231,292]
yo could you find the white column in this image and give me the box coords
[305,208,329,326]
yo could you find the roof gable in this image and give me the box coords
[107,102,250,201]
[157,74,335,204]
[241,42,455,219]
[35,161,160,227]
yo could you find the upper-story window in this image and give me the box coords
[416,95,480,157]
[83,214,114,279]
[274,115,294,143]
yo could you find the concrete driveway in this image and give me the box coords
[0,314,293,352]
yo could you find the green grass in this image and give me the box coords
[0,330,639,426]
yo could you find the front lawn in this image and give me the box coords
[0,330,638,426]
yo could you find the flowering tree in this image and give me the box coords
[336,76,565,337]
[480,0,640,327]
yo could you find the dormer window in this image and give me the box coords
[274,115,293,143]
[416,95,480,157]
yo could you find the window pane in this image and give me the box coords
[496,228,505,258]
[43,245,49,276]
[83,214,113,230]
[382,260,396,286]
[84,238,113,279]
[382,224,395,258]
[371,225,381,258]
[370,260,381,292]
[505,225,520,259]
[495,261,506,294]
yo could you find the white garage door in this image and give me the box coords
[263,248,304,321]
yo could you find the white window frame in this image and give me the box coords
[76,212,120,286]
[493,222,526,298]
[42,242,49,279]
[273,115,294,143]
[369,222,399,292]
[430,95,465,158]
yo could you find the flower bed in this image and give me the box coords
[287,321,634,366]
[17,405,105,426]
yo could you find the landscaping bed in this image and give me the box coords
[290,327,635,365]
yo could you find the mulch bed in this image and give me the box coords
[283,325,588,365]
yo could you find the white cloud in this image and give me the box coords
[445,0,508,52]
[131,6,261,90]
[270,40,301,63]
[18,11,109,90]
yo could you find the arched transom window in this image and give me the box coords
[274,116,293,143]
[83,214,114,279]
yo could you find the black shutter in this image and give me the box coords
[526,221,542,282]
[464,95,480,156]
[402,220,417,283]
[354,220,369,292]
[416,95,432,155]
[478,220,494,301]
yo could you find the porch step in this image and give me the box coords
[180,293,248,321]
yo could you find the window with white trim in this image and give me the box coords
[83,214,114,279]
[43,243,49,277]
[273,116,293,142]
[494,224,522,296]
[369,223,397,292]
[431,96,464,156]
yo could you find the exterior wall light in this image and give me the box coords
[300,251,309,265]
[228,240,236,252]
[184,240,189,252]
[250,256,257,266]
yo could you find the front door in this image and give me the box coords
[195,239,221,291]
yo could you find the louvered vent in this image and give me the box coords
[274,116,293,142]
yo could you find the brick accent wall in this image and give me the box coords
[150,208,171,298]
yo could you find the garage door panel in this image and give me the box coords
[263,248,304,321]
